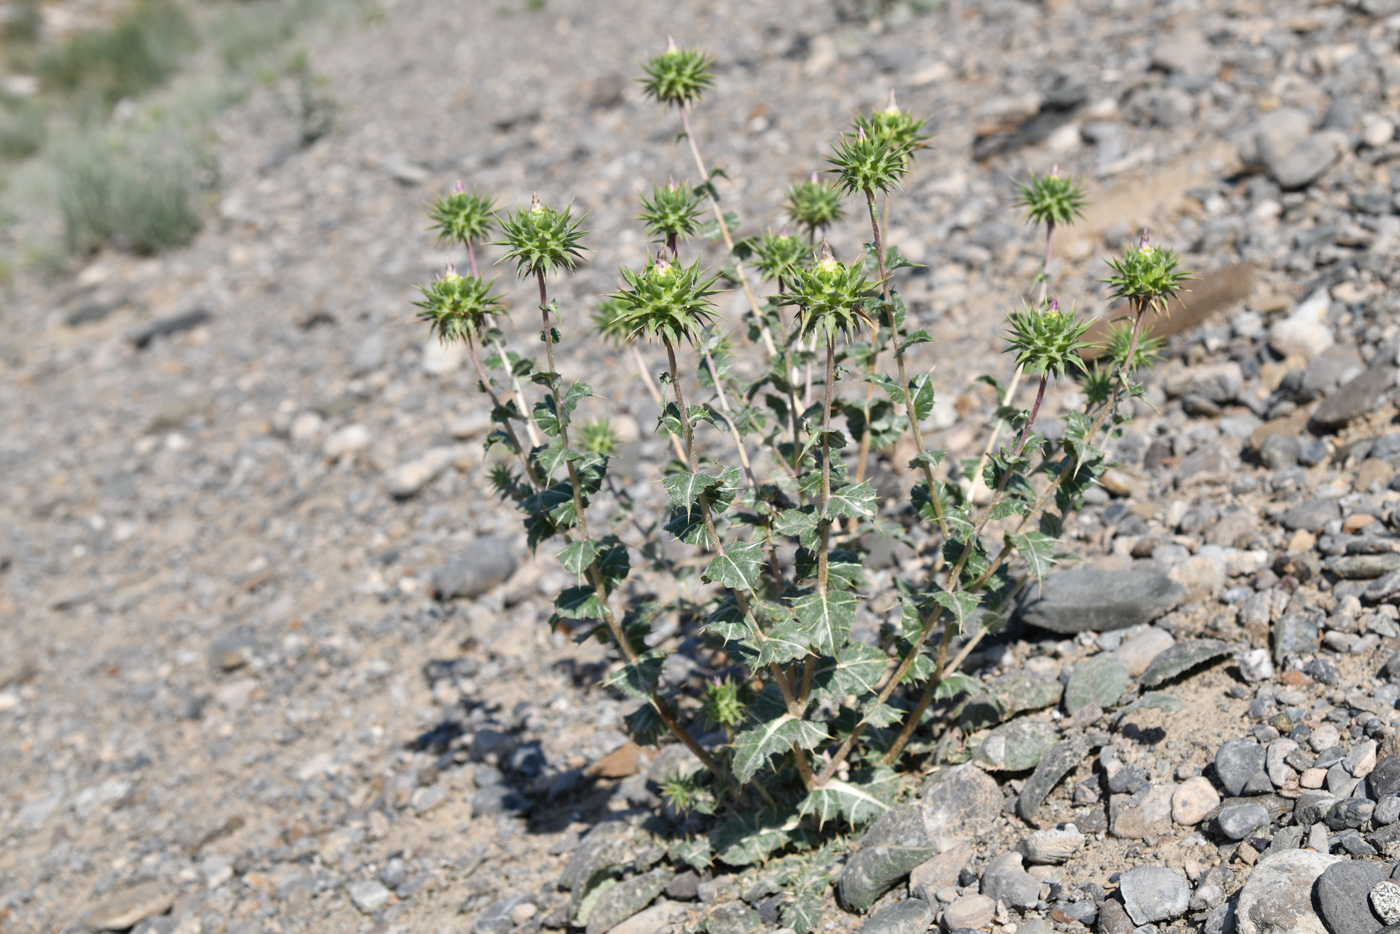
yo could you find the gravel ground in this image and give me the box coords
[11,0,1400,932]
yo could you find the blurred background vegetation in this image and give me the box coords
[0,0,373,285]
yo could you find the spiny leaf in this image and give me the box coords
[799,769,897,828]
[557,538,601,576]
[811,642,887,701]
[710,809,800,867]
[555,586,608,620]
[703,540,763,591]
[1007,530,1058,581]
[663,470,719,508]
[603,651,665,699]
[731,714,827,784]
[823,480,877,522]
[792,589,858,656]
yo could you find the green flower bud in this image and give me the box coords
[412,263,507,343]
[426,182,496,248]
[749,229,810,284]
[1101,234,1193,314]
[591,296,634,346]
[493,193,588,280]
[784,175,846,235]
[1004,298,1094,379]
[778,241,875,344]
[610,251,723,346]
[639,39,715,109]
[827,127,908,197]
[850,90,931,168]
[637,179,704,244]
[1013,168,1088,229]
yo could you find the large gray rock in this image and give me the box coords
[1234,848,1341,934]
[1270,130,1348,190]
[980,851,1040,909]
[1016,569,1186,634]
[1313,361,1399,432]
[1119,865,1190,925]
[839,764,1000,913]
[1314,859,1391,934]
[433,537,518,600]
[585,868,672,934]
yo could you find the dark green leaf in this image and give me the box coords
[792,589,858,656]
[663,470,719,508]
[823,481,876,522]
[731,713,827,783]
[703,540,763,591]
[1007,530,1058,581]
[603,651,665,699]
[557,538,601,576]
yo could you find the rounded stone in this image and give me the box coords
[1217,803,1270,840]
[1314,859,1391,934]
[1172,776,1221,825]
[1119,865,1190,925]
[942,894,995,930]
[1216,738,1268,797]
[1235,848,1342,934]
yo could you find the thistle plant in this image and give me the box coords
[427,182,496,275]
[407,44,1192,891]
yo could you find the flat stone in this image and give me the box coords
[433,537,518,600]
[586,868,672,934]
[1119,865,1190,925]
[1173,775,1221,825]
[1018,824,1084,864]
[1276,613,1321,666]
[1114,627,1175,677]
[941,894,995,930]
[1217,739,1269,796]
[349,879,393,914]
[1019,736,1093,821]
[1329,553,1400,580]
[1315,859,1391,934]
[909,839,973,891]
[387,446,458,498]
[1314,362,1399,432]
[838,804,940,913]
[1371,757,1400,799]
[974,718,1057,771]
[1065,653,1130,714]
[1372,880,1400,925]
[608,900,688,934]
[988,670,1063,716]
[1218,803,1270,839]
[1235,848,1341,934]
[1244,107,1312,168]
[980,851,1040,909]
[1271,319,1336,362]
[920,764,1002,840]
[1270,130,1348,190]
[1110,782,1176,839]
[81,882,174,932]
[1285,499,1342,533]
[858,896,934,934]
[1016,568,1185,634]
[1139,639,1232,688]
[702,901,762,934]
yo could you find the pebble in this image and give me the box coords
[1018,824,1085,864]
[1218,802,1270,839]
[1172,776,1221,825]
[386,446,459,497]
[349,879,393,914]
[1313,359,1399,431]
[858,896,934,934]
[1241,648,1275,683]
[1118,865,1189,925]
[1373,880,1400,925]
[80,882,175,932]
[432,537,518,600]
[1110,782,1176,839]
[1217,738,1268,796]
[1015,568,1185,634]
[1113,628,1174,677]
[979,851,1040,909]
[941,894,995,930]
[910,840,974,891]
[1269,130,1348,190]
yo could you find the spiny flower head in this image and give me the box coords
[701,677,745,729]
[828,127,908,197]
[591,296,635,347]
[1014,168,1088,229]
[639,38,714,108]
[785,175,846,234]
[578,417,619,456]
[1004,298,1095,379]
[412,264,507,344]
[1104,320,1164,372]
[1101,233,1193,314]
[637,179,704,244]
[749,229,809,283]
[493,193,588,279]
[778,241,875,344]
[851,91,931,167]
[427,182,496,247]
[610,251,723,347]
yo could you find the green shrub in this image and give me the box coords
[0,97,45,159]
[408,41,1193,878]
[38,0,198,113]
[56,131,206,254]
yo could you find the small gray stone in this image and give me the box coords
[1375,796,1400,825]
[1065,653,1130,714]
[857,896,934,934]
[80,882,174,932]
[1276,613,1321,666]
[979,851,1040,910]
[1018,824,1084,864]
[973,718,1057,772]
[1270,130,1348,190]
[349,880,393,914]
[1325,798,1375,830]
[208,633,256,672]
[1314,859,1391,934]
[1017,568,1185,634]
[1314,361,1399,432]
[988,670,1063,716]
[433,537,517,600]
[1328,554,1400,580]
[1019,736,1093,821]
[1140,638,1232,687]
[1217,739,1268,797]
[1218,803,1270,839]
[1284,499,1342,532]
[585,868,672,934]
[1119,865,1189,925]
[1110,783,1176,839]
[1371,757,1400,799]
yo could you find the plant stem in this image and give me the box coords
[535,271,715,775]
[464,334,542,490]
[492,335,541,449]
[466,241,479,278]
[630,343,688,462]
[851,192,886,500]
